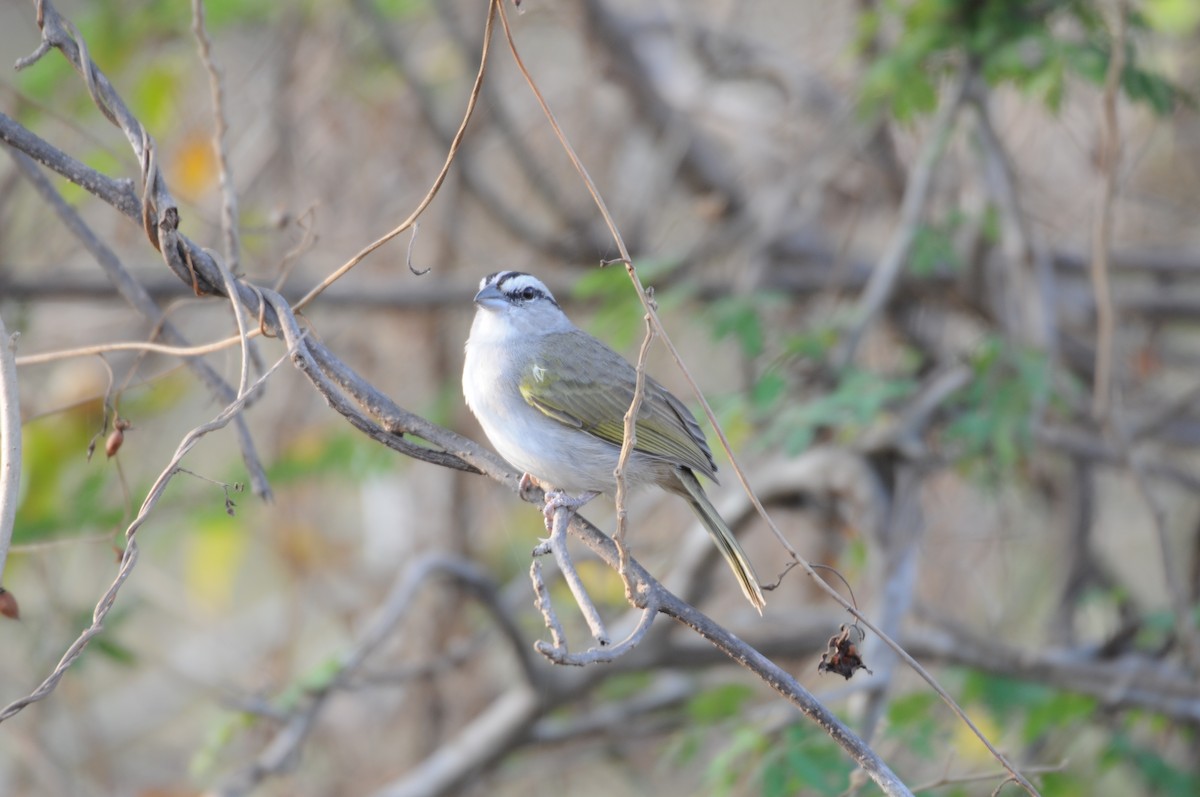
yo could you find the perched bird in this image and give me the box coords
[463,270,765,612]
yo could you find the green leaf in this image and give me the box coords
[759,725,851,797]
[709,297,765,357]
[751,370,787,411]
[704,726,765,797]
[686,682,756,724]
[571,260,683,350]
[1023,692,1097,742]
[909,220,962,276]
[1144,0,1200,34]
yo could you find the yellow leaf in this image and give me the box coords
[185,521,246,613]
[1145,0,1200,34]
[950,710,1006,766]
[171,133,217,201]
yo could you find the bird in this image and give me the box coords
[463,270,765,612]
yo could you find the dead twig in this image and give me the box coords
[0,344,296,724]
[0,316,20,591]
[291,0,498,310]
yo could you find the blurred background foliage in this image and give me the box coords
[2,0,1200,795]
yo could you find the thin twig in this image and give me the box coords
[0,343,297,724]
[535,605,657,667]
[191,0,241,274]
[0,315,21,589]
[840,69,970,366]
[911,762,1065,794]
[217,555,536,796]
[558,511,914,796]
[496,0,800,564]
[191,0,253,400]
[291,0,497,311]
[537,504,610,647]
[5,125,271,499]
[15,333,252,366]
[614,312,656,582]
[530,558,568,651]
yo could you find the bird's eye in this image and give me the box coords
[520,286,538,301]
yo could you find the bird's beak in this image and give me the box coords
[473,283,507,310]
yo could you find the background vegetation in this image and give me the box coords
[1,0,1199,794]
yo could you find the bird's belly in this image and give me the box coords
[490,403,629,494]
[464,340,665,494]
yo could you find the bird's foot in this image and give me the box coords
[518,472,542,501]
[542,489,599,528]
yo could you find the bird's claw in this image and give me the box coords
[541,489,599,528]
[518,472,541,501]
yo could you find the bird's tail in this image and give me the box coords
[674,468,766,613]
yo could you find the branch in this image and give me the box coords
[4,146,272,499]
[497,8,1028,790]
[191,0,241,273]
[6,5,488,477]
[839,69,970,366]
[1089,0,1127,420]
[348,0,598,261]
[533,499,614,649]
[217,554,538,797]
[0,344,296,724]
[0,314,20,590]
[557,507,913,796]
[290,0,496,310]
[369,687,543,797]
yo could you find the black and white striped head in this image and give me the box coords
[474,271,559,310]
[471,271,570,335]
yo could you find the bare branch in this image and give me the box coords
[291,0,498,310]
[1089,0,1127,420]
[555,507,913,795]
[534,502,612,649]
[217,554,537,796]
[0,344,296,724]
[5,136,272,499]
[0,314,20,590]
[369,687,543,797]
[191,0,241,274]
[839,69,970,366]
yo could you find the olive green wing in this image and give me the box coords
[519,330,717,479]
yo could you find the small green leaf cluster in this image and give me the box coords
[707,294,919,457]
[667,683,851,797]
[858,0,1188,119]
[942,335,1053,482]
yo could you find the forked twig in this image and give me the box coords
[533,503,611,648]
